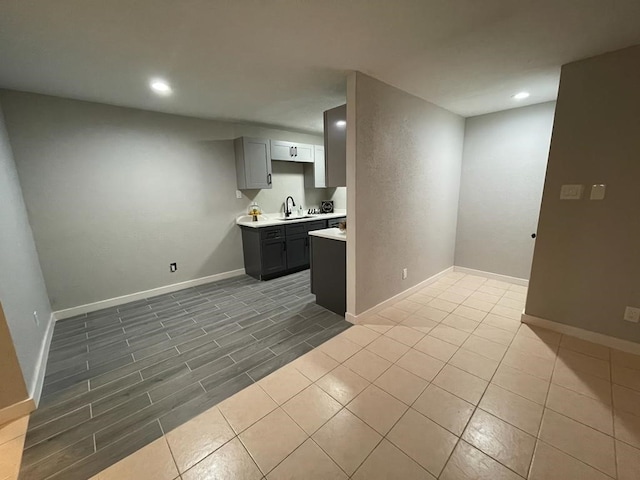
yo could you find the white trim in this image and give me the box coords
[0,397,35,426]
[453,266,529,287]
[346,266,454,324]
[522,313,640,356]
[30,312,56,405]
[54,269,246,321]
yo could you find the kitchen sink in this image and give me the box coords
[280,215,315,221]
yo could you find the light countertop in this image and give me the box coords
[309,227,346,242]
[236,209,346,228]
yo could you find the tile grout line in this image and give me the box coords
[373,275,538,477]
[28,292,336,476]
[36,271,638,479]
[442,275,622,479]
[609,343,619,480]
[434,293,522,479]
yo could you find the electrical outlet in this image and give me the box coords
[402,268,408,280]
[170,263,177,273]
[235,190,243,199]
[33,311,39,326]
[560,184,583,200]
[624,306,640,323]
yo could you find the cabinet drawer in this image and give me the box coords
[327,217,346,228]
[260,226,285,240]
[307,220,327,232]
[285,223,307,236]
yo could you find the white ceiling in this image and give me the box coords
[1,0,640,133]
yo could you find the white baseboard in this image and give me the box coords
[346,266,454,324]
[30,312,56,406]
[522,313,640,355]
[453,266,529,287]
[54,268,246,321]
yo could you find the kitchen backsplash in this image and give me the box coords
[244,161,346,214]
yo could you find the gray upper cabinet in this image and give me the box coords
[304,145,326,188]
[271,140,314,163]
[234,137,272,190]
[324,104,346,187]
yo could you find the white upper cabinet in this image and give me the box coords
[234,137,272,190]
[270,140,314,163]
[304,145,326,188]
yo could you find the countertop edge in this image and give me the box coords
[309,227,347,242]
[237,211,346,228]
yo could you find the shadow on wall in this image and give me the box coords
[196,222,244,280]
[194,139,248,279]
[196,138,244,213]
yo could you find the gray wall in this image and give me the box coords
[0,91,343,310]
[349,72,464,315]
[455,102,556,280]
[0,101,52,397]
[527,45,640,343]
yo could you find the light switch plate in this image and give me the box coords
[560,184,583,200]
[235,190,243,199]
[590,184,606,200]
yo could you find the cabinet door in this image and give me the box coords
[324,104,346,187]
[235,137,272,189]
[270,140,296,161]
[304,145,325,188]
[271,140,314,163]
[261,238,287,275]
[293,143,314,163]
[314,145,326,186]
[285,234,309,269]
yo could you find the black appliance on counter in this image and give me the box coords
[321,200,334,213]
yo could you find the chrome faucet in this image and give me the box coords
[284,196,296,217]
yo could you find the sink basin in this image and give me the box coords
[280,215,315,221]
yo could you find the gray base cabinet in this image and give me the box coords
[261,237,287,275]
[285,234,309,270]
[241,220,327,280]
[310,236,346,316]
[327,217,346,228]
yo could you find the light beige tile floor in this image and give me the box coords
[0,416,28,480]
[88,272,640,479]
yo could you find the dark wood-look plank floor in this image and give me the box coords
[19,271,350,480]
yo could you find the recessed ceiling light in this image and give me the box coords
[512,91,530,100]
[150,79,172,95]
[335,120,346,127]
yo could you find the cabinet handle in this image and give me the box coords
[267,173,272,184]
[294,146,298,157]
[289,146,293,157]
